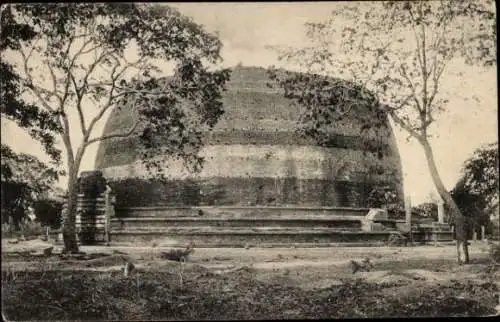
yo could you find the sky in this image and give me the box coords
[1,2,498,205]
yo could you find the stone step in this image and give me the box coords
[109,228,393,246]
[115,206,370,219]
[107,241,390,248]
[111,227,366,233]
[110,216,363,230]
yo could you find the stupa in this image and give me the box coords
[95,66,403,207]
[92,66,409,246]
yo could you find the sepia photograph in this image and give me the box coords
[1,1,498,320]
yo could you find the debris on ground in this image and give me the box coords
[123,262,135,277]
[160,243,195,262]
[350,258,374,274]
[43,247,53,257]
[387,232,409,246]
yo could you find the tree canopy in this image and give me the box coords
[267,0,495,263]
[2,3,231,251]
[268,0,495,142]
[1,144,62,229]
[1,5,61,163]
[451,143,499,228]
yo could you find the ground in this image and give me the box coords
[2,238,500,320]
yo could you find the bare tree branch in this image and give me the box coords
[46,63,63,102]
[399,65,423,113]
[59,36,78,110]
[384,94,425,139]
[59,111,75,166]
[77,49,117,98]
[419,4,430,118]
[69,71,87,137]
[389,109,422,141]
[428,53,451,110]
[85,119,140,147]
[58,33,96,109]
[408,5,424,73]
[82,56,148,140]
[19,44,58,113]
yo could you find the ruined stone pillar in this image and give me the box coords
[104,185,116,243]
[437,198,445,224]
[481,225,485,241]
[405,196,413,243]
[405,196,412,226]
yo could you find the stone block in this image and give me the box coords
[365,208,389,221]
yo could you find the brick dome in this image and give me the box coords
[94,66,404,208]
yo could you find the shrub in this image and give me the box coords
[2,220,45,238]
[488,243,500,263]
[33,198,63,229]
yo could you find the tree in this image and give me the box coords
[1,144,61,230]
[1,5,61,163]
[1,5,65,234]
[451,143,499,238]
[2,3,231,253]
[268,1,495,264]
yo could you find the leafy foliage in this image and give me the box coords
[1,6,62,162]
[269,1,495,140]
[3,3,231,250]
[268,0,495,153]
[1,144,62,229]
[32,198,63,229]
[412,202,438,221]
[367,186,404,218]
[267,68,390,156]
[367,186,399,208]
[5,4,231,176]
[451,143,499,229]
[460,143,499,212]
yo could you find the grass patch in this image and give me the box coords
[2,265,498,320]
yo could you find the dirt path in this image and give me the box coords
[3,240,497,291]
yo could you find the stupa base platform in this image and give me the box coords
[108,228,393,246]
[107,230,453,247]
[50,206,454,247]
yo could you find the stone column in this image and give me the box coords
[405,196,413,243]
[481,225,486,241]
[104,185,115,243]
[437,198,445,224]
[405,196,412,226]
[59,196,68,242]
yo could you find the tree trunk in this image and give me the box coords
[62,172,79,253]
[420,138,470,264]
[60,128,86,254]
[13,215,21,232]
